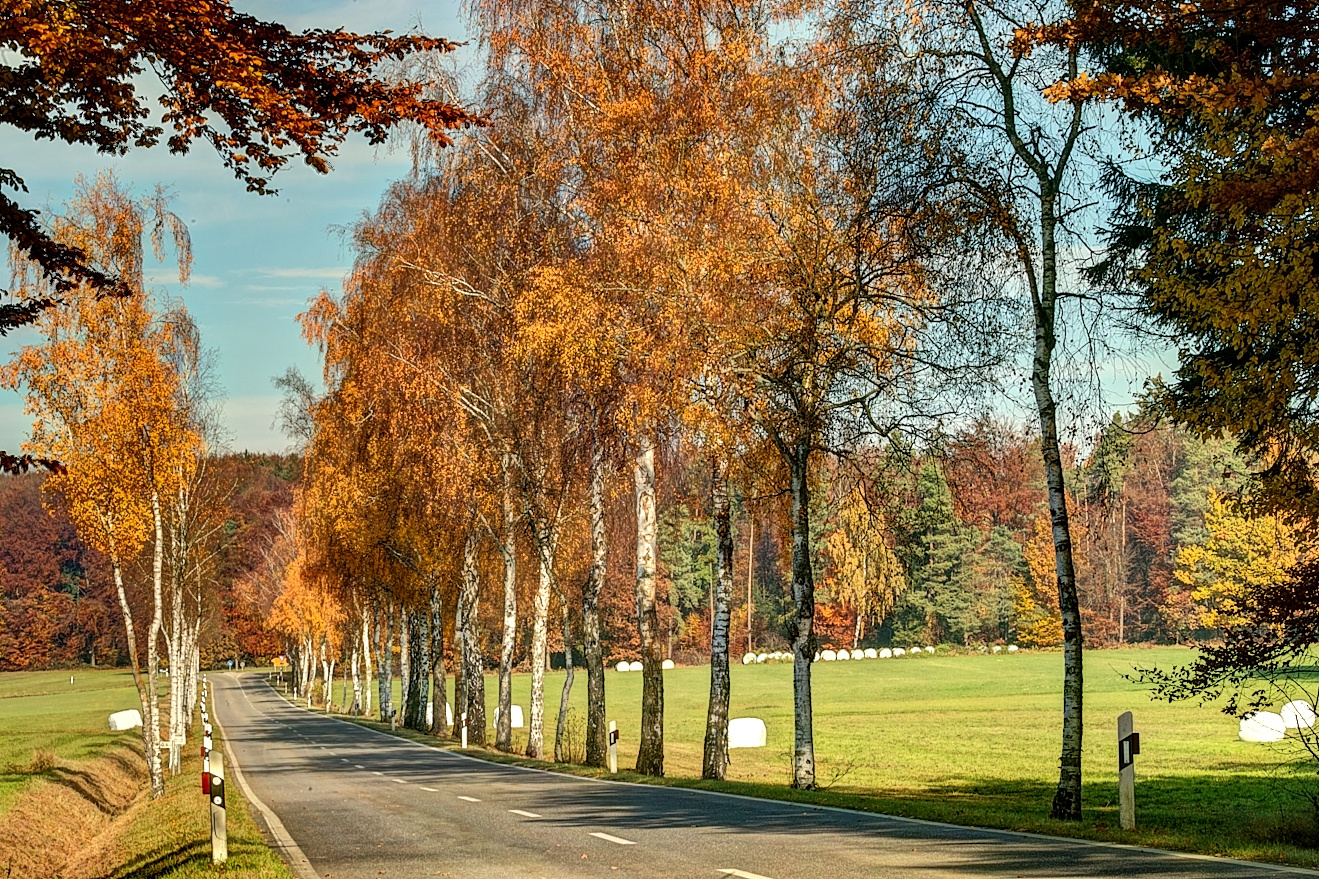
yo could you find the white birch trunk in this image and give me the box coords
[634,437,663,776]
[526,542,552,760]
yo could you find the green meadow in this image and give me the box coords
[0,669,293,879]
[327,645,1319,868]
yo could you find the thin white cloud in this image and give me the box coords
[256,267,350,280]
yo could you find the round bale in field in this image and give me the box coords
[821,649,837,661]
[893,648,906,656]
[837,650,851,660]
[879,648,892,658]
[728,717,768,749]
[661,659,675,670]
[743,653,756,665]
[1007,644,1019,653]
[864,648,878,659]
[1282,700,1316,729]
[616,661,630,672]
[108,709,143,731]
[627,661,644,672]
[1240,712,1287,743]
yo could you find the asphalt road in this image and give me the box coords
[211,673,1312,879]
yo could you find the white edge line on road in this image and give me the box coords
[421,786,438,792]
[718,870,773,879]
[457,795,481,802]
[251,675,1319,878]
[392,778,407,784]
[589,832,636,845]
[508,809,541,818]
[213,675,321,879]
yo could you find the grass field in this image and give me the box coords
[0,669,144,816]
[303,645,1319,868]
[0,668,294,879]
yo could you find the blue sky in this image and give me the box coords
[2,0,1172,457]
[1,0,472,454]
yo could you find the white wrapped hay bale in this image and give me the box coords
[893,648,906,656]
[661,659,675,670]
[728,717,767,749]
[1239,712,1287,743]
[627,660,644,672]
[821,649,837,661]
[879,648,892,659]
[743,652,756,665]
[1282,700,1316,729]
[616,661,631,672]
[863,648,878,659]
[108,709,142,731]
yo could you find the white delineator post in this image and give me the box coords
[209,750,228,863]
[461,712,468,749]
[1118,710,1139,830]
[608,721,618,774]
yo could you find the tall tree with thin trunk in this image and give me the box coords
[702,455,735,779]
[899,0,1091,819]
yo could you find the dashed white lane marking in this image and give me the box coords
[508,809,541,818]
[457,796,481,802]
[372,771,384,776]
[341,758,349,762]
[392,778,407,784]
[354,764,365,769]
[589,832,635,845]
[718,871,774,879]
[421,787,438,792]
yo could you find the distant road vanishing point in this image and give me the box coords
[211,674,1310,879]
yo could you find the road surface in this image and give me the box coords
[210,673,1312,879]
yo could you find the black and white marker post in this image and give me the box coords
[1117,710,1140,831]
[608,721,618,774]
[209,750,228,863]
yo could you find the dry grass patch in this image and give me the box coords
[0,742,143,879]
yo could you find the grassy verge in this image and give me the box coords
[279,646,1319,870]
[0,669,144,817]
[0,669,295,879]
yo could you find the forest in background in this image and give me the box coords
[2,410,1285,672]
[0,453,293,671]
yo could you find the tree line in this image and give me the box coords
[4,0,1316,825]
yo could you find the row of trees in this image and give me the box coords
[274,0,1114,820]
[0,0,475,799]
[2,178,219,796]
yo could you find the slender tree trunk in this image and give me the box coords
[496,452,518,752]
[142,492,166,797]
[360,601,373,717]
[351,646,362,715]
[458,529,486,744]
[583,435,608,767]
[703,456,734,780]
[400,609,411,715]
[526,538,553,759]
[406,608,430,729]
[634,436,664,777]
[430,581,448,736]
[1036,187,1084,821]
[111,550,163,798]
[788,441,816,790]
[378,602,394,721]
[554,593,575,763]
